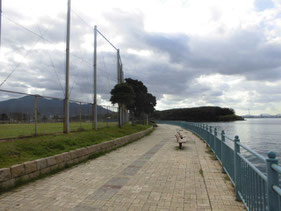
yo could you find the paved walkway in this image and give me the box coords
[0,124,245,211]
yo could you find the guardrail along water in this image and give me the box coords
[158,121,281,211]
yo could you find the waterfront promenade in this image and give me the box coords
[0,124,245,210]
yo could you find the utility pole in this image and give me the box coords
[120,64,124,83]
[93,25,97,130]
[120,63,125,124]
[64,0,71,133]
[0,0,2,48]
[117,49,120,83]
[117,49,121,127]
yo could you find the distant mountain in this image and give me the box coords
[260,113,273,117]
[0,96,112,117]
[242,114,281,118]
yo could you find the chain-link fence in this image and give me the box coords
[0,1,127,139]
[0,90,119,139]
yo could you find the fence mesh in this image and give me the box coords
[0,2,120,139]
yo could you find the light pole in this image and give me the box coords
[0,0,2,48]
[64,0,71,133]
[93,25,97,130]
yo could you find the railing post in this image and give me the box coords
[206,126,209,146]
[210,126,213,149]
[221,130,225,173]
[214,128,217,158]
[203,124,206,140]
[204,125,208,142]
[266,151,279,211]
[234,135,241,201]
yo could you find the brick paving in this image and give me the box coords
[0,124,245,211]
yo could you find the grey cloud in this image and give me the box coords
[144,33,189,63]
[123,53,193,99]
[2,7,281,113]
[1,13,101,103]
[103,9,281,113]
[188,29,281,81]
[104,10,190,63]
[2,16,65,48]
[106,10,281,83]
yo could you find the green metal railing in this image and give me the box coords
[158,121,281,211]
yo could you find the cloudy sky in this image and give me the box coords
[0,0,281,115]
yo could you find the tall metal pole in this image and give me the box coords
[93,25,97,130]
[117,49,120,83]
[64,0,71,133]
[120,63,124,125]
[120,64,124,82]
[120,63,125,124]
[117,49,121,127]
[0,0,2,48]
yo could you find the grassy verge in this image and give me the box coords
[0,128,154,194]
[0,124,150,168]
[0,122,118,139]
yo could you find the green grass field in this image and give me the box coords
[0,122,118,139]
[0,124,150,168]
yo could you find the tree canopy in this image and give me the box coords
[110,78,157,120]
[125,78,156,117]
[110,83,135,107]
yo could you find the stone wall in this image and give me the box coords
[0,127,153,190]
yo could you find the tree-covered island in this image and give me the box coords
[151,106,244,122]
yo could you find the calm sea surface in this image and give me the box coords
[204,118,281,172]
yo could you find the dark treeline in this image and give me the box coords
[151,106,244,122]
